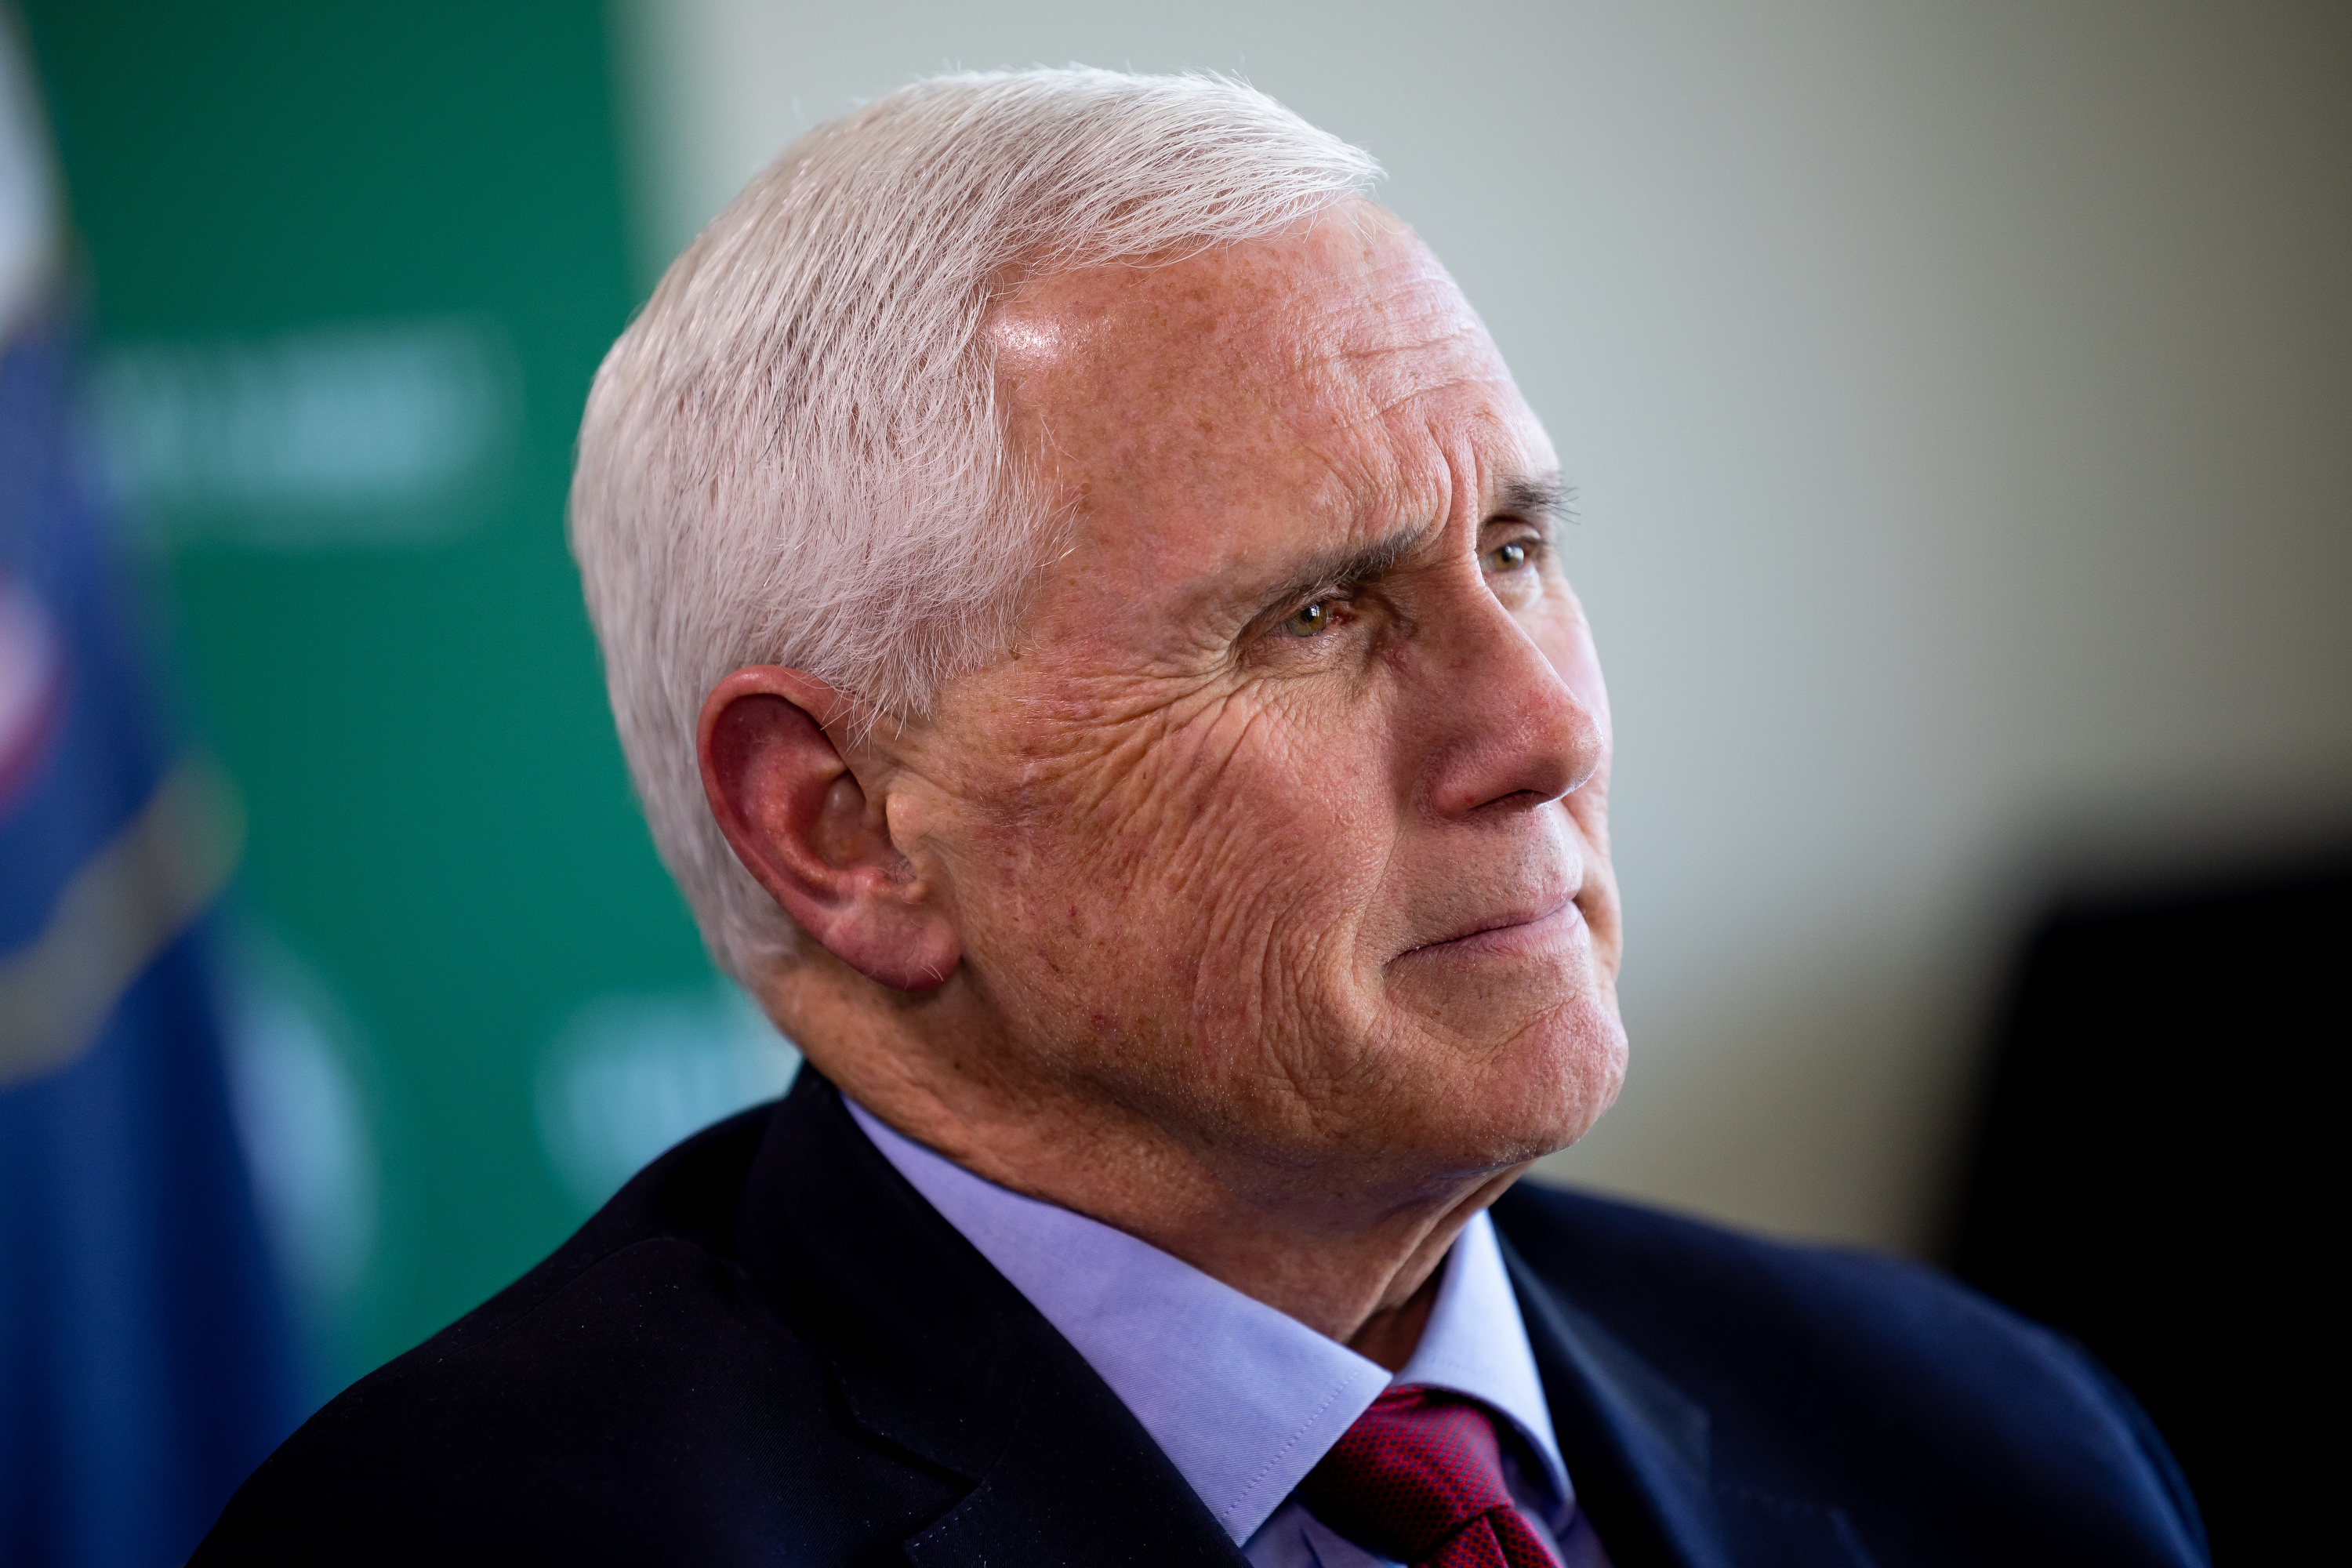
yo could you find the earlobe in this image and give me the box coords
[695,667,962,993]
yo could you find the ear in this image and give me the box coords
[696,666,960,992]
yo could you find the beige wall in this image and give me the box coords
[611,0,2352,1253]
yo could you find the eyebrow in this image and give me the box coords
[1243,522,1432,630]
[1233,470,1572,634]
[1232,470,1581,639]
[1495,471,1570,533]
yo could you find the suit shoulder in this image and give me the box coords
[1493,1180,2208,1566]
[1494,1177,2075,1390]
[314,1098,783,1417]
[197,1104,858,1563]
[1495,1178,1964,1305]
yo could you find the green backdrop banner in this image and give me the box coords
[20,0,768,1387]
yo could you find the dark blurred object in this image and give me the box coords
[1948,847,2347,1563]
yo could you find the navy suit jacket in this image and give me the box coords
[193,1069,2207,1566]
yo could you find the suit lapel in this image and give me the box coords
[900,1325,1249,1568]
[739,1070,1247,1566]
[1497,1225,1877,1568]
[739,1072,1875,1566]
[1499,1225,1727,1568]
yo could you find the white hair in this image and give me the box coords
[569,68,1382,980]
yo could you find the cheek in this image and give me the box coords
[973,693,1398,1040]
[1125,707,1392,986]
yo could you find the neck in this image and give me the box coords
[767,964,1530,1363]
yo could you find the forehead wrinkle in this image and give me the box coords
[993,213,1541,663]
[1292,318,1500,436]
[1197,438,1446,613]
[1091,371,1520,654]
[1284,352,1521,549]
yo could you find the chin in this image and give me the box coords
[1438,991,1628,1168]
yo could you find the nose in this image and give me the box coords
[1413,583,1604,821]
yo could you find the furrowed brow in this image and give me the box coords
[1240,521,1432,630]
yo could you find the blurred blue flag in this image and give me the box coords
[0,310,307,1562]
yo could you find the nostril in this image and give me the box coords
[1480,789,1555,815]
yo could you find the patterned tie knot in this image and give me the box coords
[1298,1385,1559,1567]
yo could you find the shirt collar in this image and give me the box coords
[1396,1200,1570,1511]
[845,1099,1568,1543]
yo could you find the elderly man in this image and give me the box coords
[198,71,2204,1568]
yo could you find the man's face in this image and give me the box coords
[894,205,1624,1194]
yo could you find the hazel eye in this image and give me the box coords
[1282,601,1333,637]
[1483,540,1530,573]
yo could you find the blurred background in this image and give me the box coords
[2,1,2345,1563]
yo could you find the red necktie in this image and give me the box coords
[1298,1385,1562,1567]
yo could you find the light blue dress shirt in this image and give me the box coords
[848,1101,1613,1568]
